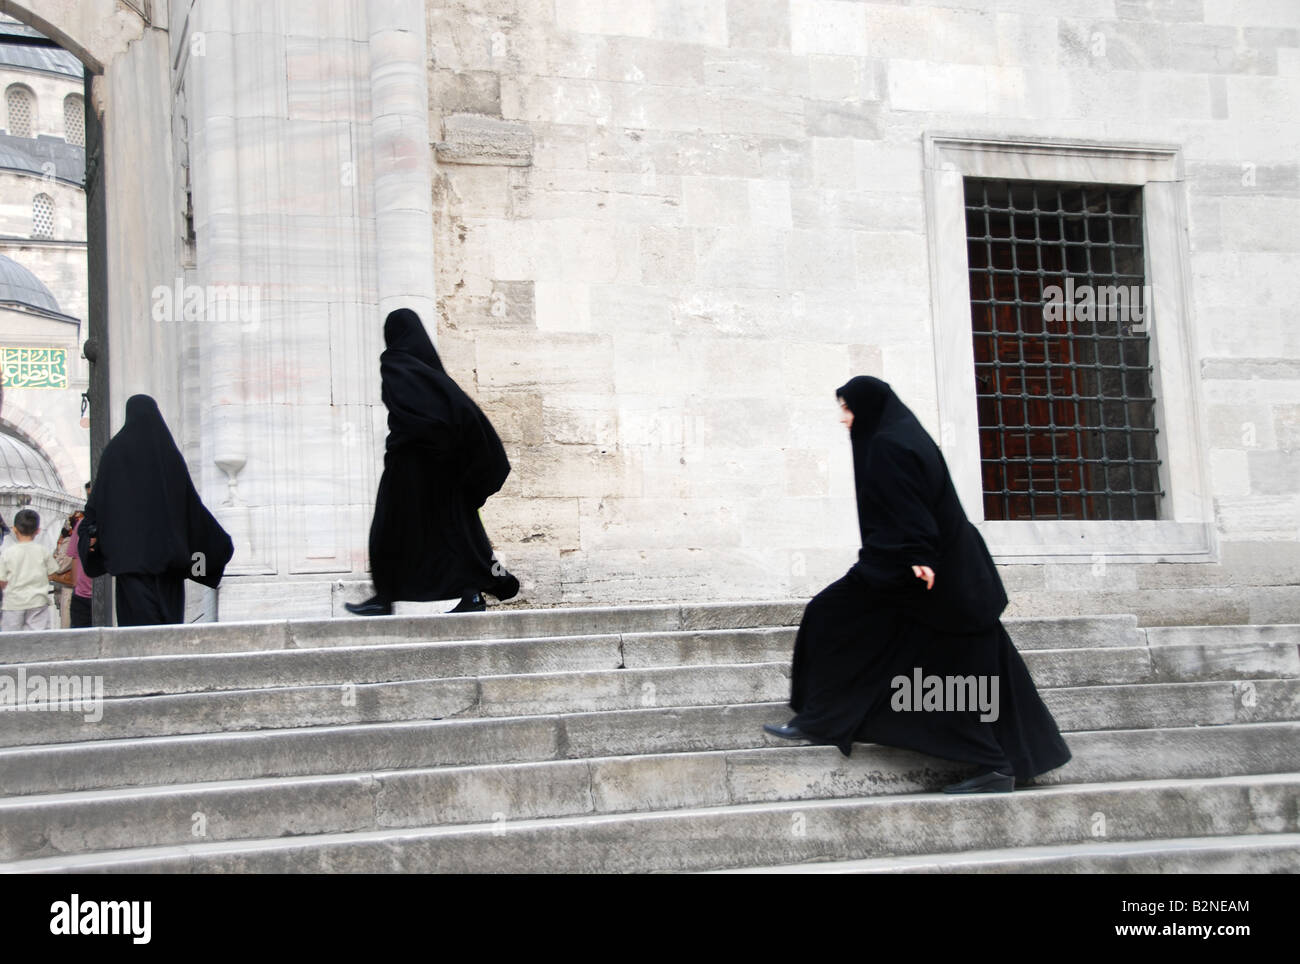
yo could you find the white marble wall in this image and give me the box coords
[165,0,441,619]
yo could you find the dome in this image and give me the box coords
[0,33,81,77]
[0,43,81,77]
[0,430,64,495]
[0,253,61,313]
[0,134,85,182]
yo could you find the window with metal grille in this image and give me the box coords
[6,85,33,138]
[965,178,1163,522]
[32,193,54,239]
[63,94,84,147]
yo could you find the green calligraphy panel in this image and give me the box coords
[0,347,68,389]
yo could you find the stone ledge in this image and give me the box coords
[436,114,533,166]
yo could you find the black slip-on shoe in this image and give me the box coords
[448,593,486,613]
[486,572,520,602]
[344,597,392,617]
[763,722,815,741]
[942,768,1015,794]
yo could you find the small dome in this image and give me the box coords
[0,253,61,313]
[0,430,64,495]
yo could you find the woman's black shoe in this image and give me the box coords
[344,596,392,617]
[763,722,815,741]
[448,592,486,613]
[942,768,1015,794]
[486,571,520,602]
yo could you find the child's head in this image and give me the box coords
[13,508,40,538]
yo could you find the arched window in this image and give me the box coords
[63,93,84,147]
[6,85,34,138]
[32,193,54,239]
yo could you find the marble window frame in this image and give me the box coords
[922,133,1215,563]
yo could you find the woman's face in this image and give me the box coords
[838,397,854,430]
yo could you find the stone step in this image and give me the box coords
[5,773,1296,873]
[0,663,784,746]
[1145,624,1300,648]
[711,834,1300,873]
[1047,679,1299,731]
[5,633,1294,706]
[0,610,1143,664]
[3,666,1296,747]
[1,673,1295,795]
[0,602,802,663]
[2,723,1298,863]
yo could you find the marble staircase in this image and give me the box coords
[1,604,1297,873]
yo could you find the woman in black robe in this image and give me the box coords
[346,308,519,616]
[765,376,1071,792]
[77,394,234,626]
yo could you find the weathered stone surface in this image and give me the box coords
[436,113,534,166]
[3,598,1300,872]
[590,752,730,812]
[1005,587,1289,627]
[6,719,1300,864]
[373,761,594,829]
[718,836,1300,874]
[0,716,565,796]
[430,69,503,117]
[15,773,1298,873]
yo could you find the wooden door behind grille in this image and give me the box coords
[971,257,1087,520]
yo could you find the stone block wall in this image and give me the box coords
[421,0,1300,623]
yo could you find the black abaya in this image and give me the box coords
[116,573,185,627]
[367,309,510,602]
[785,376,1071,781]
[77,394,234,626]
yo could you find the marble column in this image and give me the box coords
[367,0,437,336]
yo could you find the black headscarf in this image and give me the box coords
[77,394,233,588]
[384,307,446,373]
[837,375,893,443]
[837,376,942,580]
[379,308,510,507]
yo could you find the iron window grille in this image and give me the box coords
[965,178,1164,522]
[64,94,85,148]
[32,192,54,239]
[6,85,33,139]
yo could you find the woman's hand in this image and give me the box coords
[912,564,935,590]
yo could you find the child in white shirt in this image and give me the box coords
[0,508,58,632]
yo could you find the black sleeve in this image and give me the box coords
[185,480,235,588]
[458,403,511,508]
[856,438,942,578]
